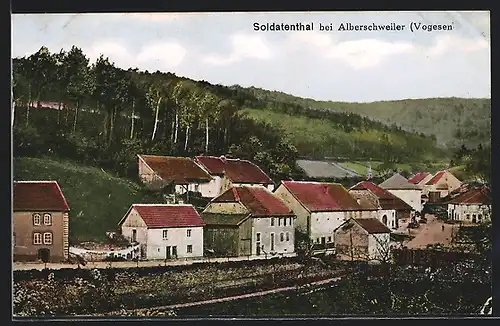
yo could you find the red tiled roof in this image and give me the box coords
[408,172,430,184]
[13,181,70,211]
[426,171,445,185]
[213,186,293,217]
[195,156,273,184]
[282,181,362,212]
[126,204,206,228]
[350,181,394,200]
[353,218,391,234]
[447,187,491,205]
[349,182,412,211]
[139,155,212,184]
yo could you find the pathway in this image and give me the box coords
[406,215,457,249]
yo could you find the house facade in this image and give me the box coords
[350,181,412,227]
[195,156,275,197]
[202,186,295,257]
[424,170,462,202]
[274,181,365,249]
[334,218,391,262]
[348,188,397,230]
[446,187,491,223]
[13,181,70,263]
[119,204,205,260]
[379,173,422,212]
[137,154,213,197]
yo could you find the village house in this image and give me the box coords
[379,173,423,213]
[423,170,462,203]
[408,172,433,205]
[202,185,295,257]
[13,181,70,263]
[334,218,391,262]
[118,204,205,260]
[446,187,491,223]
[273,181,367,250]
[137,154,213,198]
[194,155,275,197]
[349,181,413,228]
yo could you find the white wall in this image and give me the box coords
[387,189,422,212]
[310,211,345,245]
[121,209,148,244]
[252,216,295,255]
[175,181,214,198]
[146,226,203,260]
[377,209,397,229]
[368,233,391,262]
[447,203,491,223]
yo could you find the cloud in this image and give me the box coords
[85,40,187,70]
[425,34,489,57]
[202,33,273,66]
[288,32,414,69]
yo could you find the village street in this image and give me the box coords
[405,215,457,249]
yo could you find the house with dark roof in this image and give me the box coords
[13,181,70,263]
[194,155,275,197]
[202,186,295,257]
[379,173,423,212]
[273,181,368,249]
[118,204,206,260]
[334,218,391,262]
[137,154,213,198]
[350,181,413,227]
[423,170,462,203]
[446,187,491,223]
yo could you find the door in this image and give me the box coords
[256,243,261,255]
[38,248,50,263]
[172,246,177,258]
[132,229,137,242]
[382,215,388,226]
[321,237,326,248]
[166,246,171,259]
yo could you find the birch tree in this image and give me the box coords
[146,82,164,141]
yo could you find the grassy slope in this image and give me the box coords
[13,157,145,242]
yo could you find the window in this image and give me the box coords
[278,218,281,226]
[271,218,274,226]
[33,233,42,245]
[187,245,193,253]
[270,233,275,251]
[43,213,52,226]
[316,238,320,243]
[289,217,292,226]
[256,232,261,242]
[286,232,290,241]
[194,184,199,192]
[280,232,284,242]
[284,218,287,226]
[328,236,332,243]
[466,214,470,220]
[187,229,191,237]
[163,230,168,240]
[33,213,41,226]
[43,232,53,245]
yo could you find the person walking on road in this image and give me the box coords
[442,225,445,232]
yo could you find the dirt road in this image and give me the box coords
[406,215,457,249]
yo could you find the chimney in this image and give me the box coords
[356,199,361,205]
[220,155,226,163]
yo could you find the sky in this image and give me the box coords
[11,11,490,103]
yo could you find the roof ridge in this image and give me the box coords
[132,203,194,207]
[14,180,58,183]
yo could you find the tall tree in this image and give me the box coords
[146,81,165,141]
[64,46,94,132]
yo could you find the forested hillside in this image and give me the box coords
[240,87,491,149]
[12,46,486,183]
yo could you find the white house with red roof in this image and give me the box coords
[118,204,205,260]
[194,155,275,197]
[423,170,462,202]
[13,181,70,263]
[202,185,295,257]
[446,187,491,223]
[408,172,433,187]
[274,181,366,249]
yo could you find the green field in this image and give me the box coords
[13,156,148,242]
